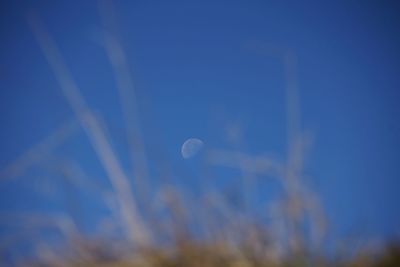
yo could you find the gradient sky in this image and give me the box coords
[1,0,400,250]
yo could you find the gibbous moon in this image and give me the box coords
[181,138,204,159]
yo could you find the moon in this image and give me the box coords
[181,138,204,159]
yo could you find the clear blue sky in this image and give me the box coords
[1,0,400,249]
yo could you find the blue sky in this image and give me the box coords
[1,0,400,251]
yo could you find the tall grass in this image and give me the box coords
[0,2,399,267]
